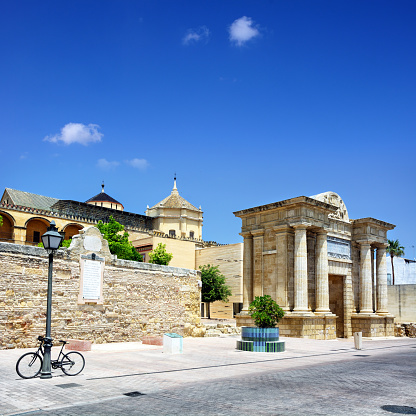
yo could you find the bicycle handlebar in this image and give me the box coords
[37,336,67,345]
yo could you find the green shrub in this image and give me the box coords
[249,295,285,328]
[148,243,173,265]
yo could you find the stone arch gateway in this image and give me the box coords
[233,192,395,339]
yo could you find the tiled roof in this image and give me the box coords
[2,188,59,210]
[86,192,123,206]
[152,191,199,211]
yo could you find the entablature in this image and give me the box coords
[352,217,395,245]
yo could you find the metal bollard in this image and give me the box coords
[354,332,362,350]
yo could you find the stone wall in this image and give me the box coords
[0,234,201,349]
[351,315,394,337]
[388,284,416,323]
[235,314,337,340]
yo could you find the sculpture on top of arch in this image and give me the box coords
[310,191,349,222]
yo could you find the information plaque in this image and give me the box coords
[78,254,104,304]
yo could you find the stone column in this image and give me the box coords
[371,247,376,312]
[252,230,264,299]
[293,224,309,313]
[315,231,330,314]
[241,232,253,311]
[359,242,373,314]
[14,226,27,244]
[274,226,290,311]
[376,244,389,315]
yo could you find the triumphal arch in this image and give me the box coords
[234,192,395,339]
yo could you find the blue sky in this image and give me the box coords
[1,1,415,256]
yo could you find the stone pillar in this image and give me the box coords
[315,231,330,314]
[274,226,290,311]
[376,244,389,315]
[293,224,309,313]
[241,232,253,311]
[359,242,373,314]
[371,247,376,312]
[14,226,27,244]
[252,230,264,299]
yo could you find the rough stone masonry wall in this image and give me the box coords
[0,243,201,349]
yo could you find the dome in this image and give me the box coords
[149,178,200,212]
[86,183,124,211]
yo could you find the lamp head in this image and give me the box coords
[41,221,63,251]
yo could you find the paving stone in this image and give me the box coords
[1,337,415,416]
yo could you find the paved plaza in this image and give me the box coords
[1,336,415,416]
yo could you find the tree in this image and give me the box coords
[97,216,143,262]
[249,295,285,328]
[199,264,232,318]
[386,239,405,285]
[149,243,173,265]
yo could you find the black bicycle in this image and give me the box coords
[16,336,85,379]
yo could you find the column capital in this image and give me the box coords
[273,224,291,234]
[357,240,373,248]
[290,222,311,230]
[375,243,389,250]
[316,229,329,236]
[251,229,265,237]
[239,231,252,239]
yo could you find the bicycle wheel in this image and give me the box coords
[61,352,85,376]
[16,352,43,379]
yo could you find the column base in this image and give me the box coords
[351,314,395,337]
[315,309,332,315]
[237,313,337,339]
[359,309,375,315]
[279,315,337,339]
[291,309,314,316]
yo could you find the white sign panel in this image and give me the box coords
[79,257,104,304]
[327,236,351,260]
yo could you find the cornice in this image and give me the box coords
[233,196,338,217]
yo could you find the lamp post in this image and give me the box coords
[40,220,63,379]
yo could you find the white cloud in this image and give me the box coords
[182,26,210,45]
[229,16,260,46]
[44,123,103,146]
[125,158,149,170]
[97,158,119,170]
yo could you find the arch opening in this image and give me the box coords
[0,213,14,242]
[25,218,50,245]
[63,224,83,240]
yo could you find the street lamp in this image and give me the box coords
[40,220,63,379]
